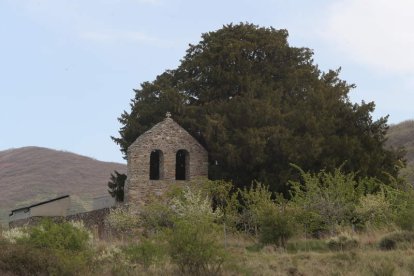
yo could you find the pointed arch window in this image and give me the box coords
[150,150,164,180]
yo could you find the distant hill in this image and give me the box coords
[387,120,414,183]
[0,147,126,225]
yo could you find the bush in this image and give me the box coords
[378,237,396,251]
[166,187,225,274]
[258,203,294,248]
[105,206,140,236]
[238,182,274,236]
[0,220,94,275]
[0,242,91,275]
[327,234,359,251]
[123,238,165,269]
[356,191,392,229]
[167,219,225,275]
[139,201,175,235]
[1,227,29,244]
[378,231,414,250]
[22,219,91,252]
[289,167,360,236]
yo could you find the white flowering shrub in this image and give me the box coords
[69,220,94,244]
[105,206,140,235]
[166,186,226,274]
[1,227,29,244]
[171,186,222,222]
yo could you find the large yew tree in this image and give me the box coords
[113,23,403,194]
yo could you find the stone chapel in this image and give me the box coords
[125,113,208,206]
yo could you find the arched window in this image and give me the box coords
[149,150,163,180]
[176,149,189,180]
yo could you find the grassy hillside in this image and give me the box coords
[387,120,414,184]
[0,147,126,219]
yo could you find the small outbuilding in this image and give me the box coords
[125,112,208,207]
[9,195,70,222]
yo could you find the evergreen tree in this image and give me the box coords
[113,23,404,194]
[108,171,127,202]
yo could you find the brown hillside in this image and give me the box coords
[387,120,414,162]
[387,120,414,184]
[0,147,126,211]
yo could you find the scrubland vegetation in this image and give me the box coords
[3,168,414,275]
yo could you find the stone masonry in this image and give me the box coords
[126,113,208,207]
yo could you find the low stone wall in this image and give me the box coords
[9,208,112,238]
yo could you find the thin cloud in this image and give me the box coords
[323,0,414,75]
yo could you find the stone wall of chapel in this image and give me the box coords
[126,118,208,207]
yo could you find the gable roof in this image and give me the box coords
[128,116,206,152]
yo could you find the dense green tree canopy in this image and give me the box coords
[113,23,404,194]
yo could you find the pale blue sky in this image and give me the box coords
[1,0,413,163]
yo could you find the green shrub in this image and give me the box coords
[139,201,175,235]
[123,238,165,269]
[395,205,414,231]
[238,182,274,236]
[23,219,91,252]
[327,234,359,251]
[289,167,360,236]
[258,203,294,248]
[1,220,94,275]
[166,187,226,275]
[0,242,90,276]
[356,191,392,229]
[167,219,225,275]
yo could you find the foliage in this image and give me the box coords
[289,167,360,235]
[113,22,403,194]
[258,202,295,248]
[238,181,274,235]
[1,227,29,244]
[22,219,91,252]
[122,238,166,269]
[170,186,223,222]
[355,190,392,228]
[201,179,240,230]
[385,185,414,231]
[237,181,295,247]
[139,200,175,236]
[166,187,226,274]
[0,221,93,275]
[166,219,225,275]
[108,170,127,202]
[105,206,140,236]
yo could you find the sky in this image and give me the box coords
[1,0,413,164]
